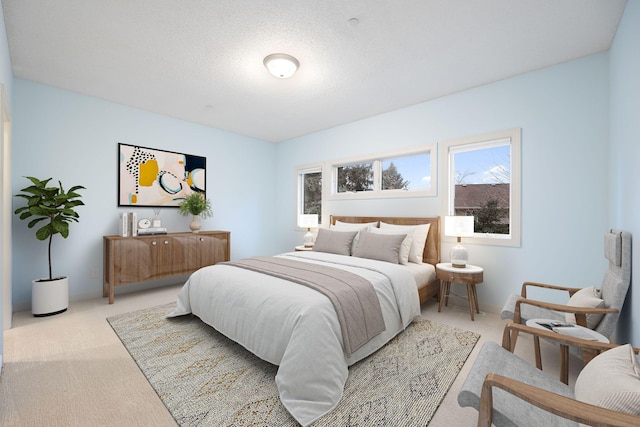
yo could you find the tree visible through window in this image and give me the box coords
[298,166,322,220]
[337,163,373,193]
[302,171,321,215]
[382,161,410,190]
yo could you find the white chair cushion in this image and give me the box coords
[565,286,605,329]
[575,344,640,415]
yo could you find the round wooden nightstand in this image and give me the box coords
[295,245,313,251]
[436,263,484,321]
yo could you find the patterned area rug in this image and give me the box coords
[107,303,479,426]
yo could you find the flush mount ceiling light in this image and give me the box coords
[263,53,300,79]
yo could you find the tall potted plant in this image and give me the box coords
[177,192,212,233]
[14,176,85,316]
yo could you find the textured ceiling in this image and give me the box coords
[1,0,627,142]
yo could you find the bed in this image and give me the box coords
[169,215,441,426]
[329,215,441,304]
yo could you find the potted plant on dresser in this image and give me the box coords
[177,192,212,233]
[14,176,85,316]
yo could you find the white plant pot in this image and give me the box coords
[189,215,202,233]
[32,276,69,317]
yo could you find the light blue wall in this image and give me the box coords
[11,79,278,308]
[610,0,640,345]
[276,53,611,312]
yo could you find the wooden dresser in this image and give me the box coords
[103,230,230,303]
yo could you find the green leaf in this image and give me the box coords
[14,176,85,278]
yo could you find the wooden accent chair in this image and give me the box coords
[458,323,640,427]
[500,229,631,358]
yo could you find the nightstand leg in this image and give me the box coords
[444,282,451,307]
[466,284,475,321]
[471,283,480,313]
[438,281,446,312]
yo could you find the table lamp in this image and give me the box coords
[298,214,319,247]
[444,216,475,268]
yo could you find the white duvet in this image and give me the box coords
[169,251,421,426]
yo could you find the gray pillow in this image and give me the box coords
[352,230,407,264]
[312,228,358,256]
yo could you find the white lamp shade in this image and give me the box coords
[298,214,318,229]
[444,216,475,238]
[264,53,299,78]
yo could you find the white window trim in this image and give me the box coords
[440,128,521,248]
[328,144,437,200]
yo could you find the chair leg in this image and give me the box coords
[533,336,542,370]
[509,330,519,352]
[560,345,569,385]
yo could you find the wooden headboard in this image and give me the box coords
[329,215,441,266]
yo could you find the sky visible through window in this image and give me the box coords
[454,145,510,184]
[384,153,431,190]
[387,145,510,190]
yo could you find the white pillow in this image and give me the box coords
[379,222,430,264]
[367,226,412,265]
[330,221,378,254]
[333,220,378,229]
[575,344,640,415]
[565,286,605,329]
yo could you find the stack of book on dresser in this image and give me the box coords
[137,227,168,235]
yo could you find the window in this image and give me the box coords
[441,129,521,247]
[330,145,437,199]
[337,162,373,193]
[382,152,432,192]
[297,165,322,218]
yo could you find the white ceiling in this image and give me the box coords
[2,0,627,142]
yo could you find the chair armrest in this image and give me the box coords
[478,373,640,427]
[514,297,618,327]
[501,322,622,354]
[521,281,583,298]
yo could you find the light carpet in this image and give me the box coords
[107,303,479,426]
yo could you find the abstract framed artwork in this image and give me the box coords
[118,143,206,207]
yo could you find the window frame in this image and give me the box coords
[328,144,437,200]
[295,163,324,227]
[440,128,521,247]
